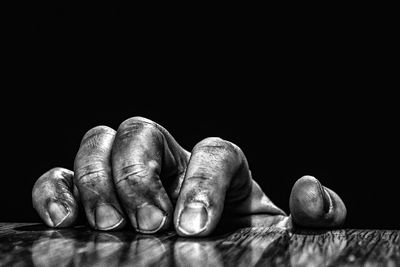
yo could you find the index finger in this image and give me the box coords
[174,137,285,236]
[111,117,189,233]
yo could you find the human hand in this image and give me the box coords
[32,117,346,236]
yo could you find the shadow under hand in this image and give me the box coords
[14,224,52,232]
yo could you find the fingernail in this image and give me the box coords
[318,181,332,213]
[136,204,166,233]
[178,202,208,235]
[321,186,333,213]
[48,201,70,227]
[95,204,124,230]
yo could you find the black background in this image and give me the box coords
[2,6,398,229]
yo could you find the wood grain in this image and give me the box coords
[0,223,399,266]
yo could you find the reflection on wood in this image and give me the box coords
[0,223,399,266]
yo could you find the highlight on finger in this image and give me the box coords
[289,175,347,228]
[32,168,79,228]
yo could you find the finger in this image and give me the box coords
[112,117,188,234]
[289,175,347,228]
[174,137,285,237]
[32,167,79,227]
[74,126,126,230]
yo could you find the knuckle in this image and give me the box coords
[74,162,109,183]
[198,137,225,146]
[119,116,156,130]
[186,173,213,181]
[75,172,108,193]
[114,117,163,146]
[82,126,115,142]
[37,168,74,186]
[117,116,161,138]
[195,137,240,155]
[80,126,115,150]
[115,161,160,184]
[48,167,72,178]
[128,116,154,124]
[76,128,115,164]
[298,175,318,184]
[121,164,150,180]
[33,168,74,202]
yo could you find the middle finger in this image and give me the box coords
[112,117,184,233]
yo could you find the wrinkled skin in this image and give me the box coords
[32,117,346,236]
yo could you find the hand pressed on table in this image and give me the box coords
[32,117,347,236]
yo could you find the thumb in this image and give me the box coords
[289,175,347,228]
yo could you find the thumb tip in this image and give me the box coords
[289,175,332,227]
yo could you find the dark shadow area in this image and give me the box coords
[14,224,50,232]
[2,6,399,231]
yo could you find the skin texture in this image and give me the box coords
[32,116,347,236]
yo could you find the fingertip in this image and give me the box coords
[95,204,126,231]
[289,175,346,228]
[80,125,116,144]
[324,187,347,226]
[32,168,79,228]
[47,200,78,228]
[175,202,210,237]
[290,175,327,220]
[135,203,168,234]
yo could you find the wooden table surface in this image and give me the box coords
[0,223,399,266]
